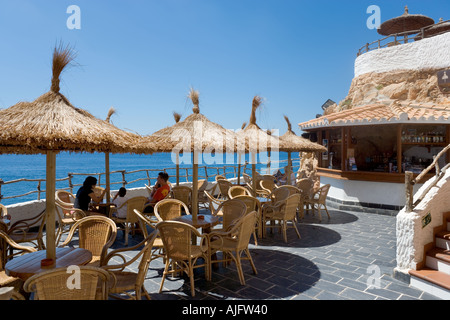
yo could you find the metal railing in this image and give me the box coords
[405,144,450,212]
[0,158,300,203]
[357,20,450,56]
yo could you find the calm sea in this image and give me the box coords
[0,151,297,206]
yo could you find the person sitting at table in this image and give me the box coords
[143,172,170,213]
[111,187,128,219]
[275,166,296,186]
[74,176,108,214]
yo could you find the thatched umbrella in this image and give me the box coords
[0,44,149,261]
[143,88,237,218]
[279,115,327,184]
[421,18,450,38]
[235,96,279,193]
[378,6,434,36]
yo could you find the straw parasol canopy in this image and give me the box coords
[142,88,237,217]
[0,44,151,261]
[279,115,326,185]
[421,18,450,38]
[235,96,280,192]
[377,6,434,36]
[279,115,326,153]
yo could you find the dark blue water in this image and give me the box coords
[0,151,298,205]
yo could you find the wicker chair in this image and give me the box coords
[154,198,190,221]
[204,190,226,215]
[259,176,277,197]
[233,195,262,244]
[210,199,247,233]
[101,231,158,300]
[59,216,117,267]
[296,178,314,219]
[215,174,226,182]
[55,202,86,245]
[217,180,233,200]
[7,209,47,253]
[207,211,258,285]
[228,185,252,199]
[133,209,164,261]
[24,266,111,300]
[242,173,252,185]
[171,186,192,211]
[262,194,301,242]
[55,189,76,207]
[109,196,147,246]
[304,184,331,222]
[261,187,290,213]
[157,221,210,297]
[197,179,210,209]
[93,186,106,202]
[0,204,10,221]
[0,230,36,300]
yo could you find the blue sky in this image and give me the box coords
[0,0,449,136]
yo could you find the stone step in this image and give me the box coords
[435,230,450,250]
[409,268,450,300]
[426,248,450,275]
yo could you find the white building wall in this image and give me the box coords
[395,168,450,274]
[355,32,450,77]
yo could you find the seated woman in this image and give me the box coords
[74,176,108,214]
[144,172,170,213]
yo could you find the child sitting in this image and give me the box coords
[112,187,128,218]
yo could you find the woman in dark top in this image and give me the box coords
[74,176,107,212]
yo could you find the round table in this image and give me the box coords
[174,214,220,233]
[5,247,93,281]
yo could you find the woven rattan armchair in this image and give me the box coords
[262,193,301,243]
[197,179,211,210]
[55,202,86,245]
[233,195,262,244]
[171,186,192,211]
[110,196,147,245]
[204,190,226,215]
[59,215,117,267]
[133,209,164,261]
[24,266,111,300]
[217,179,233,200]
[7,209,47,253]
[210,199,247,233]
[296,178,314,219]
[0,230,36,300]
[259,176,277,197]
[207,211,258,285]
[154,198,190,221]
[304,184,331,222]
[0,204,10,221]
[228,185,252,199]
[55,189,76,207]
[156,221,210,297]
[101,231,158,300]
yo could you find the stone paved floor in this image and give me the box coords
[105,207,441,301]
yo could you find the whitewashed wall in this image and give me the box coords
[355,32,450,77]
[395,169,450,275]
[321,176,422,207]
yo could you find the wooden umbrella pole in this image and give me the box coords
[192,151,199,219]
[237,153,242,185]
[176,153,180,186]
[46,150,56,261]
[287,152,292,185]
[251,152,257,196]
[105,152,111,203]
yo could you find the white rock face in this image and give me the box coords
[355,32,450,77]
